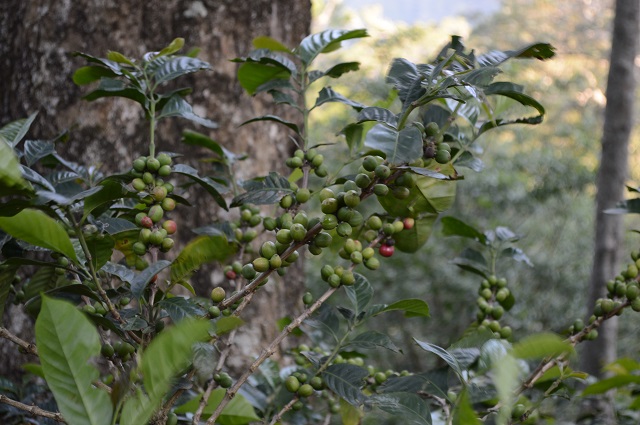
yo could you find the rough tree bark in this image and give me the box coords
[581,0,639,376]
[0,0,311,378]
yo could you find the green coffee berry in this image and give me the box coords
[321,198,339,214]
[148,205,164,223]
[435,150,451,164]
[142,172,155,184]
[280,194,293,209]
[146,157,161,172]
[350,251,363,264]
[101,343,115,358]
[285,376,300,393]
[296,188,311,203]
[425,122,439,136]
[314,232,332,248]
[149,231,164,246]
[392,220,404,233]
[132,241,147,256]
[242,229,258,242]
[158,165,171,177]
[315,164,328,177]
[263,216,277,230]
[321,265,334,281]
[328,274,341,288]
[132,178,146,191]
[373,184,389,196]
[392,186,411,199]
[161,237,174,252]
[303,292,314,305]
[322,214,338,230]
[395,173,415,188]
[337,222,353,237]
[242,264,257,280]
[253,257,270,273]
[269,255,282,269]
[374,164,391,179]
[210,287,226,303]
[298,383,314,397]
[310,376,324,390]
[341,271,355,286]
[311,154,324,168]
[290,223,307,242]
[260,241,277,259]
[344,190,360,208]
[355,173,371,189]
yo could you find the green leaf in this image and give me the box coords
[414,339,462,378]
[158,95,218,128]
[511,333,574,360]
[152,56,211,85]
[174,388,261,424]
[21,166,54,191]
[582,375,640,396]
[106,51,135,66]
[85,235,114,270]
[322,364,369,405]
[0,209,78,262]
[23,139,56,166]
[357,107,398,126]
[82,180,128,221]
[35,297,113,425]
[157,297,205,322]
[240,114,300,135]
[156,37,185,56]
[172,164,228,210]
[231,172,293,207]
[297,29,368,65]
[477,43,555,67]
[392,215,438,253]
[192,342,218,382]
[386,58,424,107]
[370,392,432,425]
[324,61,361,78]
[252,36,290,52]
[0,140,30,191]
[181,130,224,156]
[478,82,546,135]
[441,217,487,244]
[0,113,37,148]
[500,247,533,267]
[171,236,235,281]
[343,273,373,318]
[305,304,340,342]
[73,65,118,85]
[378,299,430,318]
[452,388,481,425]
[101,261,135,283]
[340,123,365,153]
[451,248,489,277]
[130,260,171,299]
[119,389,156,425]
[212,316,245,335]
[365,124,423,165]
[23,266,59,301]
[339,398,363,425]
[345,331,402,353]
[313,87,364,111]
[0,264,19,325]
[237,62,291,95]
[83,78,148,110]
[492,353,520,424]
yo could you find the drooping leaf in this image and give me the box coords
[340,123,365,153]
[478,82,546,135]
[305,304,340,343]
[322,364,369,405]
[339,397,363,425]
[152,56,211,85]
[174,388,261,424]
[343,273,373,318]
[313,87,365,111]
[240,114,300,135]
[324,61,361,78]
[35,297,113,425]
[157,297,205,323]
[156,37,185,57]
[131,260,171,299]
[23,139,56,166]
[73,65,118,85]
[0,209,78,262]
[297,29,368,65]
[414,339,463,378]
[85,235,114,270]
[582,375,640,396]
[172,164,228,210]
[511,333,574,360]
[386,58,425,107]
[378,299,430,318]
[83,180,128,221]
[231,172,293,207]
[441,217,487,244]
[0,113,37,148]
[158,95,219,128]
[365,124,422,165]
[370,392,432,425]
[20,166,54,191]
[0,140,30,192]
[345,331,402,353]
[171,236,235,281]
[83,78,148,110]
[477,43,555,67]
[500,247,533,267]
[181,130,224,156]
[106,50,135,66]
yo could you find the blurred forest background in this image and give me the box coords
[305,0,640,374]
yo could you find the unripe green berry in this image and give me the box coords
[101,343,115,358]
[158,164,171,177]
[285,376,300,393]
[315,164,328,177]
[319,188,335,202]
[296,188,311,203]
[328,274,341,288]
[631,297,640,312]
[260,241,277,259]
[355,173,371,188]
[290,223,307,242]
[298,383,314,397]
[383,223,396,236]
[311,154,324,168]
[280,194,293,209]
[435,150,451,164]
[363,156,378,172]
[341,271,355,286]
[314,232,332,248]
[253,257,270,273]
[132,241,147,256]
[269,254,282,269]
[321,198,339,214]
[336,222,353,237]
[132,178,146,191]
[210,287,226,303]
[146,157,161,172]
[392,186,411,199]
[373,184,389,196]
[263,217,277,230]
[626,284,640,301]
[350,251,363,264]
[393,220,404,233]
[143,171,155,184]
[322,214,338,230]
[303,292,314,305]
[161,237,174,252]
[148,205,164,223]
[321,265,334,281]
[374,165,391,179]
[344,190,360,208]
[243,229,258,242]
[242,264,257,280]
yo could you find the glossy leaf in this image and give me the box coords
[252,36,290,52]
[82,180,128,221]
[500,247,533,267]
[73,65,118,85]
[131,260,171,299]
[23,139,56,166]
[378,172,456,218]
[85,235,114,270]
[305,304,340,342]
[345,331,402,353]
[478,82,546,135]
[0,140,30,192]
[192,342,218,381]
[172,164,228,210]
[35,297,113,425]
[237,62,291,95]
[392,215,438,253]
[477,42,555,67]
[0,113,37,148]
[240,114,300,135]
[324,61,361,78]
[174,388,261,424]
[365,124,422,165]
[414,339,462,378]
[313,87,365,111]
[23,267,59,301]
[181,130,224,156]
[158,95,218,128]
[156,37,185,57]
[171,236,235,281]
[157,297,205,323]
[441,217,487,244]
[20,166,54,191]
[511,332,574,360]
[343,273,373,318]
[231,172,293,207]
[83,78,148,110]
[322,364,369,405]
[370,393,431,425]
[378,299,430,318]
[0,209,78,262]
[297,29,368,65]
[386,58,424,106]
[357,107,398,126]
[152,56,211,85]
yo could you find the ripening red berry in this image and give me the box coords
[225,269,237,280]
[379,244,395,257]
[403,217,415,229]
[141,216,154,228]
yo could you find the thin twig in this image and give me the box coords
[268,396,299,425]
[0,394,65,423]
[0,326,38,355]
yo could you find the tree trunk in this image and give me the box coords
[581,0,639,376]
[0,0,311,379]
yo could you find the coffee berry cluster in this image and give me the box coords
[475,275,513,339]
[416,121,452,165]
[129,153,177,268]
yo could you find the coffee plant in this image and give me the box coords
[0,29,635,425]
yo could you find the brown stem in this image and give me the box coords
[268,395,299,425]
[205,287,338,424]
[0,326,38,355]
[0,394,65,423]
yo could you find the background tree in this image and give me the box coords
[0,0,311,378]
[581,0,639,376]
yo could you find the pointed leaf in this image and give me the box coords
[171,236,235,281]
[73,65,118,85]
[82,180,128,221]
[157,297,205,322]
[386,58,425,106]
[379,299,430,318]
[0,209,78,262]
[357,107,397,126]
[101,261,135,284]
[131,260,171,299]
[211,316,245,335]
[322,364,368,405]
[36,297,113,425]
[0,264,19,325]
[343,273,373,317]
[0,113,37,148]
[240,114,300,135]
[452,388,481,425]
[452,248,489,277]
[313,87,365,111]
[83,78,148,109]
[297,29,368,65]
[20,166,54,191]
[181,130,224,156]
[231,172,293,207]
[582,375,640,396]
[152,56,211,85]
[172,164,228,209]
[0,141,30,191]
[414,339,462,377]
[324,61,361,78]
[477,43,555,67]
[24,139,56,166]
[345,330,402,353]
[441,217,486,244]
[156,37,185,57]
[371,392,432,425]
[500,247,533,267]
[192,342,218,381]
[158,95,218,128]
[365,124,422,165]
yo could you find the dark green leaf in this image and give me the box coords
[357,107,397,126]
[171,236,235,281]
[414,339,463,378]
[100,217,138,235]
[252,36,290,52]
[73,65,118,85]
[297,29,369,65]
[305,304,340,342]
[192,222,235,240]
[231,172,293,207]
[192,342,218,381]
[37,186,103,207]
[152,56,211,85]
[83,180,128,221]
[240,114,300,135]
[451,248,489,277]
[324,61,361,78]
[83,78,148,110]
[24,139,56,166]
[455,151,484,172]
[313,87,364,111]
[36,297,113,425]
[370,393,432,425]
[85,235,114,270]
[386,58,425,106]
[441,217,486,243]
[174,388,261,423]
[0,141,31,192]
[101,261,135,284]
[158,95,218,128]
[478,82,545,135]
[0,209,78,262]
[343,273,373,317]
[322,364,368,405]
[340,123,364,153]
[172,164,228,210]
[20,166,54,191]
[181,130,224,156]
[157,297,205,322]
[131,260,171,299]
[452,388,481,425]
[365,124,422,165]
[23,267,59,301]
[500,247,533,267]
[378,299,430,318]
[345,331,402,353]
[237,62,291,95]
[392,215,438,253]
[0,113,37,148]
[477,43,555,67]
